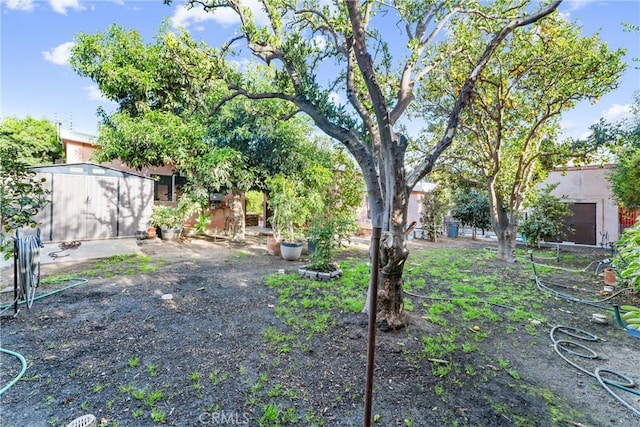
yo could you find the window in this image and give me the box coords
[153,175,188,202]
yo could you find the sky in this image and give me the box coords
[1,0,639,141]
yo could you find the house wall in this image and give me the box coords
[543,165,619,243]
[407,192,424,229]
[355,185,430,237]
[64,137,176,177]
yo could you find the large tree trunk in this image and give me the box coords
[230,193,245,242]
[488,181,518,262]
[495,221,517,262]
[376,231,409,330]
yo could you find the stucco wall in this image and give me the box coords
[63,137,176,177]
[544,165,618,243]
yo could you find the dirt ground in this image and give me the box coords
[1,234,639,427]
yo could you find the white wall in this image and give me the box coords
[544,165,619,243]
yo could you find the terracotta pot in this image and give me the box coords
[603,268,617,286]
[147,226,157,239]
[267,235,281,256]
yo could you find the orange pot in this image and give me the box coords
[603,268,617,286]
[266,235,281,256]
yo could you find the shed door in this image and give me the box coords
[50,175,118,241]
[562,203,596,245]
[51,174,87,241]
[118,177,154,236]
[85,176,118,239]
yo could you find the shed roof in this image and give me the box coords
[31,163,154,180]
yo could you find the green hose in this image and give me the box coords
[0,277,89,396]
[0,348,27,396]
[0,277,89,311]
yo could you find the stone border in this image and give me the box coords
[297,265,343,281]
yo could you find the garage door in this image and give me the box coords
[562,203,596,245]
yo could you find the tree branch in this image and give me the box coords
[407,0,562,189]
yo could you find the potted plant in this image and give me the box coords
[150,204,188,241]
[266,175,310,261]
[300,216,356,280]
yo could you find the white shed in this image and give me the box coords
[31,163,154,242]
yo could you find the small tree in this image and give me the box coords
[518,183,572,247]
[450,189,491,240]
[307,155,362,271]
[420,185,450,242]
[0,147,50,259]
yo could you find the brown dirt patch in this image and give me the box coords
[1,234,639,426]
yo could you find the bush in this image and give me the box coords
[150,205,188,230]
[614,217,640,291]
[307,217,356,271]
[518,183,571,247]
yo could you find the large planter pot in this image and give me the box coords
[160,226,182,242]
[280,241,303,261]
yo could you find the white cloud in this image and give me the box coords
[83,85,114,103]
[171,5,233,29]
[170,0,268,30]
[328,91,345,106]
[42,41,75,65]
[601,103,633,123]
[49,0,84,15]
[558,0,593,21]
[312,35,327,51]
[565,0,592,12]
[229,58,251,72]
[5,0,34,11]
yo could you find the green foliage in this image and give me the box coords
[420,184,450,242]
[194,211,212,234]
[150,203,190,230]
[307,151,362,269]
[71,24,314,195]
[420,10,626,258]
[609,148,640,210]
[0,116,63,165]
[450,188,491,235]
[614,218,640,291]
[0,146,50,259]
[266,174,311,242]
[245,191,264,214]
[518,183,572,247]
[604,95,640,210]
[267,146,362,247]
[307,217,356,271]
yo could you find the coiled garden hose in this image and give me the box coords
[404,293,640,417]
[551,325,640,418]
[17,234,43,309]
[0,348,27,396]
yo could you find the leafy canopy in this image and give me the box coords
[70,24,320,193]
[0,146,50,259]
[0,116,63,165]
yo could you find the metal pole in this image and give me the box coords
[363,227,381,427]
[13,237,19,316]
